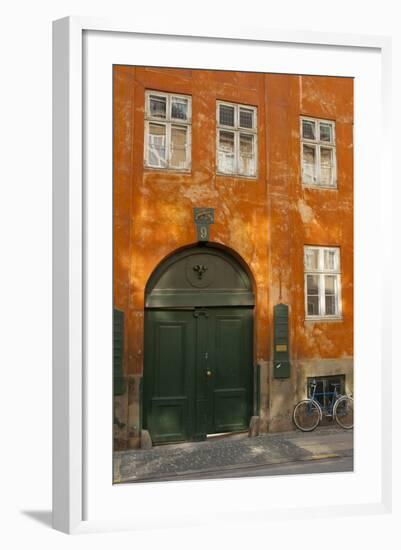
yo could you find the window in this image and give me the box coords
[216,101,257,177]
[300,117,336,187]
[144,91,191,170]
[304,246,342,319]
[307,375,345,409]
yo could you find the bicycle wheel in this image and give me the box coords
[333,396,353,429]
[293,399,321,431]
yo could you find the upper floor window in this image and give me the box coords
[216,101,257,177]
[301,117,336,188]
[144,91,191,171]
[304,246,342,320]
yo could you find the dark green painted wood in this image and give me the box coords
[113,308,125,395]
[273,303,290,379]
[144,307,253,444]
[194,310,209,439]
[210,308,253,433]
[143,310,196,444]
[147,291,254,308]
[145,246,254,308]
[143,246,255,444]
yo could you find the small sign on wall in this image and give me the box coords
[193,207,214,242]
[275,344,287,352]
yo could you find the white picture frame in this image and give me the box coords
[52,16,392,534]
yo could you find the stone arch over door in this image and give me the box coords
[143,244,255,444]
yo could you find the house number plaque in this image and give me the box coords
[193,207,214,242]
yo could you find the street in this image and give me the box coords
[114,426,353,484]
[150,455,353,481]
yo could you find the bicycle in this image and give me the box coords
[293,380,353,431]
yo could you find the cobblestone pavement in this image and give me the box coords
[114,427,353,483]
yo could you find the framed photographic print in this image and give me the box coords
[112,66,354,481]
[52,17,392,534]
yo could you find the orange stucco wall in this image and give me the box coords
[113,67,353,438]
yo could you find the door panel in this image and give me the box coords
[210,309,253,433]
[214,317,243,388]
[156,324,186,396]
[148,397,188,442]
[214,389,248,431]
[144,310,195,443]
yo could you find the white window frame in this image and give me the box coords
[216,101,258,178]
[144,90,192,171]
[300,116,337,188]
[304,246,342,320]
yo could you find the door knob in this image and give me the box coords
[206,369,212,377]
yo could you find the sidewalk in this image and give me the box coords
[114,426,353,483]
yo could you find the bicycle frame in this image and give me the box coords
[304,384,323,419]
[309,382,341,418]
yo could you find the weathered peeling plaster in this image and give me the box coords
[296,198,315,224]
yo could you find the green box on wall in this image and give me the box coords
[273,304,290,378]
[113,308,125,395]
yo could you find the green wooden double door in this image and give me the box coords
[143,307,253,444]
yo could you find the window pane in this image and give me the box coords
[320,147,334,186]
[171,97,188,121]
[325,275,336,294]
[307,295,319,316]
[320,123,333,143]
[307,274,319,294]
[218,131,235,173]
[239,108,254,129]
[320,148,333,184]
[239,133,255,176]
[325,275,337,315]
[324,249,337,270]
[305,248,319,270]
[219,105,235,127]
[239,133,254,155]
[302,120,315,140]
[170,126,187,169]
[307,275,320,316]
[148,124,167,167]
[149,95,167,119]
[302,144,316,184]
[325,295,336,315]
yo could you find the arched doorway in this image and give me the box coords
[143,245,255,444]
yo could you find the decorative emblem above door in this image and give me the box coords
[193,264,208,279]
[185,256,215,288]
